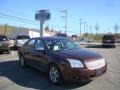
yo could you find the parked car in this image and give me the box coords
[14,35,30,48]
[102,34,115,48]
[0,35,10,54]
[54,33,67,38]
[76,38,94,45]
[9,38,15,48]
[18,37,107,84]
[79,38,94,43]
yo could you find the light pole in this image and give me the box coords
[60,10,67,34]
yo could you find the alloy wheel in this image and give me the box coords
[20,56,25,67]
[49,65,61,84]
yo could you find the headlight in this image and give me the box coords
[67,59,84,68]
[85,58,105,70]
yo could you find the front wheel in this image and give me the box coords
[19,55,26,68]
[48,64,63,84]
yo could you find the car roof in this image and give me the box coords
[31,36,66,40]
[103,34,115,37]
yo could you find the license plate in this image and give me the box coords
[96,68,103,76]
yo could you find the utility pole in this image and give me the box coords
[79,19,82,36]
[86,23,88,34]
[60,10,67,34]
[84,22,86,35]
[90,26,92,34]
[5,23,7,36]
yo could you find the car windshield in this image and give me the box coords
[103,35,114,40]
[45,39,80,51]
[17,36,30,40]
[0,36,8,41]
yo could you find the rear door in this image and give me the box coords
[23,39,36,66]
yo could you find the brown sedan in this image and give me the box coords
[18,37,107,84]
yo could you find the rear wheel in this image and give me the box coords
[48,64,63,84]
[7,48,10,54]
[0,51,3,54]
[102,45,105,48]
[113,45,116,48]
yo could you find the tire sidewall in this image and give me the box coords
[48,64,62,84]
[19,55,25,67]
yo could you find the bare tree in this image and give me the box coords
[45,26,49,31]
[94,23,100,34]
[114,24,119,34]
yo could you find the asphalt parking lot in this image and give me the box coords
[0,45,120,90]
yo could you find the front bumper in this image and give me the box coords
[59,64,107,82]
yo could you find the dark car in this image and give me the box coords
[0,35,10,54]
[102,34,115,48]
[18,37,107,84]
[54,33,67,38]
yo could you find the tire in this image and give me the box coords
[48,64,63,84]
[19,55,26,68]
[113,45,116,48]
[102,45,104,48]
[0,51,3,54]
[7,48,10,54]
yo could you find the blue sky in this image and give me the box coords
[0,0,120,35]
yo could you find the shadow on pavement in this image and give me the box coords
[85,45,114,49]
[85,45,102,48]
[0,60,90,90]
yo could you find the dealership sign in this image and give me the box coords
[35,10,50,21]
[35,10,50,37]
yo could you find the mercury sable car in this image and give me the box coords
[18,37,107,84]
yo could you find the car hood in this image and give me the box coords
[17,39,28,44]
[52,49,103,62]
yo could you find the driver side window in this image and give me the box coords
[27,39,35,48]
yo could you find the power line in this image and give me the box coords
[0,12,63,30]
[0,15,39,26]
[0,12,36,23]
